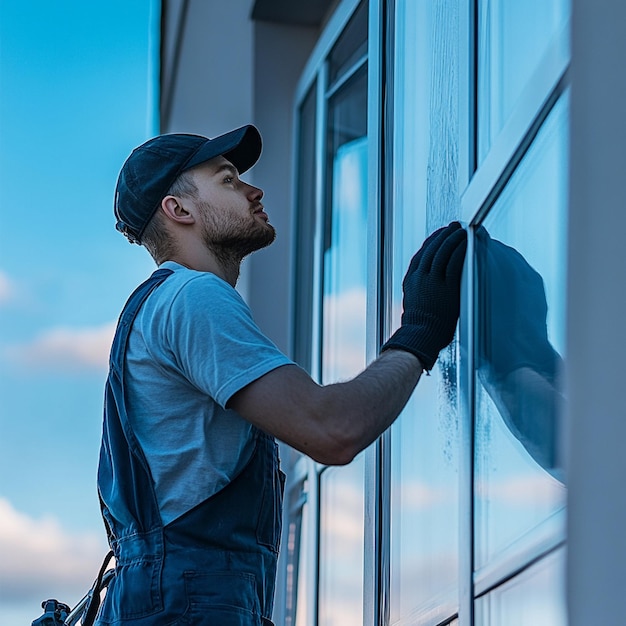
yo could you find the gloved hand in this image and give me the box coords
[475,227,560,382]
[474,227,563,473]
[382,221,467,370]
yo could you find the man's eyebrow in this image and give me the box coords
[213,163,238,177]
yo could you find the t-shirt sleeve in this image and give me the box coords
[163,274,293,407]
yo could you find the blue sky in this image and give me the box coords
[0,1,158,621]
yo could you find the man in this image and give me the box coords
[96,124,467,625]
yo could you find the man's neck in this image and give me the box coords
[168,249,241,287]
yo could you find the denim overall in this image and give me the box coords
[96,268,284,625]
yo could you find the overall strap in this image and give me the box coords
[109,268,174,370]
[98,268,173,543]
[92,268,174,624]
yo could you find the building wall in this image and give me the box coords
[160,0,317,352]
[249,21,318,353]
[160,0,257,299]
[161,0,255,136]
[566,0,626,623]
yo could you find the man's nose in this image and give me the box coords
[248,184,263,201]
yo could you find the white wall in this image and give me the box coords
[163,0,255,136]
[161,0,256,297]
[249,21,318,353]
[161,0,317,351]
[566,0,626,622]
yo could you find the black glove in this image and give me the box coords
[382,221,467,370]
[475,228,562,473]
[475,227,560,382]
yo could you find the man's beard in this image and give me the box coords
[199,201,276,266]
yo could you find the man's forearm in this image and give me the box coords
[318,349,423,461]
[228,351,423,466]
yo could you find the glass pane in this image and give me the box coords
[294,493,310,626]
[474,548,566,625]
[474,95,569,574]
[477,0,570,163]
[389,1,461,623]
[318,64,368,626]
[293,82,318,371]
[322,69,368,383]
[390,381,460,625]
[318,456,365,626]
[328,0,368,87]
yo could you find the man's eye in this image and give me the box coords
[224,176,234,183]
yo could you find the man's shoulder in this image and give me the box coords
[156,262,238,299]
[140,263,248,328]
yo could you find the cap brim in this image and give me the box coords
[185,125,262,175]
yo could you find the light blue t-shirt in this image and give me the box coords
[125,261,293,525]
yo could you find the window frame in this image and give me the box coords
[290,2,379,625]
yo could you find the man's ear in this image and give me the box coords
[160,195,196,226]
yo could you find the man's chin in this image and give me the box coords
[254,228,276,252]
[242,225,276,256]
[205,223,276,261]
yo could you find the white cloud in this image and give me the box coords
[476,473,566,506]
[0,269,15,305]
[0,498,109,605]
[399,480,450,510]
[6,321,116,372]
[323,287,367,380]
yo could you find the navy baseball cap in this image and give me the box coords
[114,124,262,244]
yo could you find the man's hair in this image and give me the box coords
[141,170,198,263]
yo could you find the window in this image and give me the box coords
[471,96,569,625]
[473,95,568,581]
[293,82,319,372]
[474,548,566,625]
[322,74,368,385]
[318,458,366,626]
[288,0,570,623]
[389,1,462,624]
[319,14,368,625]
[467,1,570,622]
[290,3,369,625]
[477,0,570,163]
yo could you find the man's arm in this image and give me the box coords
[229,350,422,465]
[231,221,467,466]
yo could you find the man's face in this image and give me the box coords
[188,156,275,259]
